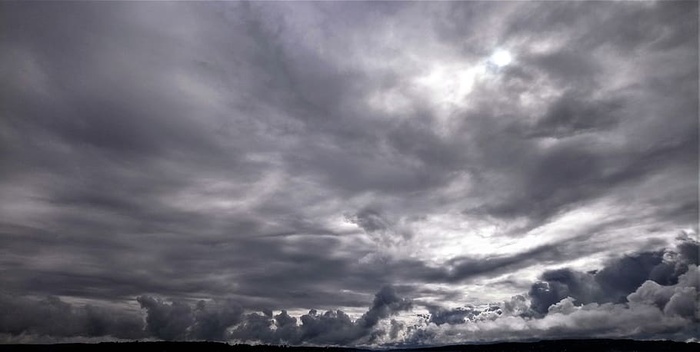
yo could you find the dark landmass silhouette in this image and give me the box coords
[1,339,698,352]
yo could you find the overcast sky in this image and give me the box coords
[1,0,698,346]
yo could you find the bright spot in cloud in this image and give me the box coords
[415,64,482,106]
[489,49,512,67]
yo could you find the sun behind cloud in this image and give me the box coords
[489,49,513,67]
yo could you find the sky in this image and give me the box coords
[0,0,698,347]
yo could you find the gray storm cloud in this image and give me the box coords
[0,0,697,346]
[528,235,700,315]
[0,295,145,341]
[137,286,412,345]
[1,239,697,345]
[407,237,699,345]
[1,286,411,344]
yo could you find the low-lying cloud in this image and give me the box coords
[2,238,697,345]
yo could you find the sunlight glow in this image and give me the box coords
[490,50,512,67]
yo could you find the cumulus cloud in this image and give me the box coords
[401,239,700,345]
[230,285,412,346]
[135,296,246,341]
[427,304,503,326]
[528,237,700,315]
[0,286,412,344]
[0,241,698,346]
[137,296,194,341]
[191,299,244,341]
[0,295,144,341]
[358,286,413,329]
[629,265,699,320]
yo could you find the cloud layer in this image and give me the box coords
[1,238,697,345]
[1,0,697,346]
[407,238,699,346]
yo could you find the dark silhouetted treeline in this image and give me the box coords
[1,339,698,352]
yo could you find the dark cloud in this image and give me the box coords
[137,296,194,341]
[346,208,414,247]
[134,286,412,345]
[1,242,698,345]
[0,0,697,346]
[0,295,144,340]
[527,92,623,138]
[191,299,244,341]
[228,286,412,345]
[401,240,699,345]
[427,304,502,326]
[357,286,412,329]
[528,237,699,315]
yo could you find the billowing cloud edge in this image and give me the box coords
[1,235,697,346]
